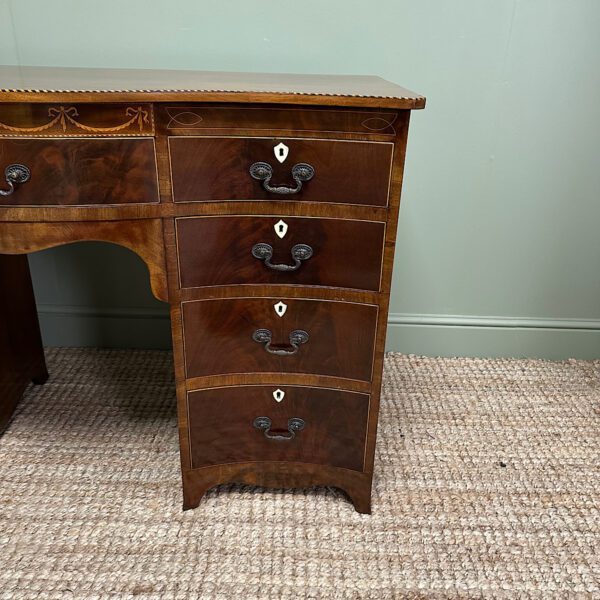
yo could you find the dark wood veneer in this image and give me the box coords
[182,297,378,382]
[188,385,369,472]
[0,138,159,206]
[176,215,385,291]
[0,67,424,514]
[162,105,398,136]
[0,103,154,137]
[0,254,47,433]
[169,137,393,206]
[0,219,168,302]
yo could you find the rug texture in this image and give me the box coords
[0,348,598,599]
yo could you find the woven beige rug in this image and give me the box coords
[0,349,598,599]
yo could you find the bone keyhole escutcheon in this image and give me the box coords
[274,301,287,317]
[274,219,288,239]
[274,142,289,164]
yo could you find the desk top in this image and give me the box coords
[0,65,425,109]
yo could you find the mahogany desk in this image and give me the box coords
[0,66,425,513]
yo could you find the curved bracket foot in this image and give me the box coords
[181,463,374,513]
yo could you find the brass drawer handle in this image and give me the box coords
[253,416,305,440]
[249,161,315,195]
[251,242,313,272]
[252,328,309,356]
[0,164,31,197]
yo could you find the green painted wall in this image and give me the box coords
[2,0,599,358]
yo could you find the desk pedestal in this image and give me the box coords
[0,254,48,433]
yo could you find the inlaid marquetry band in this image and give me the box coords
[164,106,399,135]
[0,105,154,137]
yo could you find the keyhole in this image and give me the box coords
[274,301,287,317]
[279,148,285,157]
[274,219,288,239]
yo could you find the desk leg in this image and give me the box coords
[0,254,48,433]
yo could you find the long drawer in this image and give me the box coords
[182,297,378,381]
[176,215,385,291]
[169,136,393,206]
[0,138,159,206]
[187,385,369,471]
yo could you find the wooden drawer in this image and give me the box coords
[188,385,369,471]
[162,105,399,136]
[176,215,385,291]
[182,297,378,381]
[0,138,159,206]
[169,137,393,206]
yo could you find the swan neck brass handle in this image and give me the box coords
[249,161,315,195]
[251,243,313,272]
[252,328,309,356]
[0,164,31,197]
[253,416,305,440]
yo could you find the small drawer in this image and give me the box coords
[169,136,393,206]
[182,297,378,381]
[188,385,369,471]
[0,138,159,206]
[176,215,385,291]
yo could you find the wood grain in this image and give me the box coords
[161,104,399,136]
[182,462,374,513]
[187,385,369,471]
[0,79,423,514]
[169,137,393,206]
[0,254,47,433]
[0,220,168,302]
[182,297,378,381]
[176,215,385,291]
[0,65,426,110]
[0,138,159,206]
[0,103,154,137]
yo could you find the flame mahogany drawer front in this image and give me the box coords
[176,215,386,291]
[187,385,369,472]
[168,137,393,206]
[182,297,378,381]
[0,138,159,206]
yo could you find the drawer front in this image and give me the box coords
[183,297,378,381]
[176,216,385,291]
[188,385,369,472]
[0,138,159,206]
[169,137,393,206]
[163,105,399,136]
[0,104,155,137]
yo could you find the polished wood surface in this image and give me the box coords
[0,220,168,301]
[182,297,378,381]
[0,68,425,513]
[0,254,47,433]
[169,137,393,206]
[182,462,374,514]
[0,138,159,206]
[0,103,154,137]
[161,104,399,136]
[176,215,385,291]
[188,385,369,471]
[0,65,426,110]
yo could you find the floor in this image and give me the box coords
[0,348,598,599]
